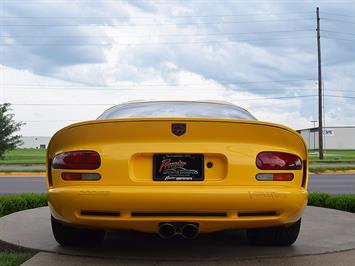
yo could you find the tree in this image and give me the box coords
[0,103,24,159]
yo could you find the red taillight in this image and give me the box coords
[52,151,101,170]
[256,152,302,170]
[273,173,294,181]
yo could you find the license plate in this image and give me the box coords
[153,154,204,181]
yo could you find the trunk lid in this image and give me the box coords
[48,118,307,188]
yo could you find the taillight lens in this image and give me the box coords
[52,151,101,170]
[256,173,294,181]
[62,173,101,181]
[256,152,302,170]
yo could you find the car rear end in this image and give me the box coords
[47,117,308,237]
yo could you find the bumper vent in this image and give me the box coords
[80,210,120,217]
[131,212,227,217]
[238,211,276,217]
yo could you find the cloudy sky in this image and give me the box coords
[0,0,354,136]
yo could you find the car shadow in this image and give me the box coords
[56,230,296,260]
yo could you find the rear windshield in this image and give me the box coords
[98,102,256,120]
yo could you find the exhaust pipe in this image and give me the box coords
[181,224,199,239]
[158,223,176,239]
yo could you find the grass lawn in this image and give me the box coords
[0,252,33,266]
[0,149,46,164]
[309,150,355,163]
[309,165,355,173]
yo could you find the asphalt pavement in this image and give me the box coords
[0,174,354,194]
[0,176,47,194]
[309,173,355,194]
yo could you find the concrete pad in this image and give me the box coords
[0,207,354,262]
[21,250,355,266]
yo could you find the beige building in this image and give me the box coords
[298,126,355,150]
[20,136,51,149]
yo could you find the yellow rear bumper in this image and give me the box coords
[48,186,308,233]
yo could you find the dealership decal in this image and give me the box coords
[159,159,187,173]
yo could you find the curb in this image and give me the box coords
[309,170,355,174]
[0,172,46,177]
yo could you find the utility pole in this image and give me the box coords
[311,120,317,151]
[316,7,324,159]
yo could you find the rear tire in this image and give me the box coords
[51,215,105,246]
[246,219,301,246]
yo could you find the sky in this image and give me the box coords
[0,0,354,136]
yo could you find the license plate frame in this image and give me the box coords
[153,154,204,181]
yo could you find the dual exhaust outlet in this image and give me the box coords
[158,223,199,239]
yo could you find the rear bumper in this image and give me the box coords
[48,186,308,233]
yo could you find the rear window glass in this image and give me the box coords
[98,102,256,120]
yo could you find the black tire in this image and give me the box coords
[246,219,301,246]
[51,215,105,246]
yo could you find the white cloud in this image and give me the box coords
[1,0,354,136]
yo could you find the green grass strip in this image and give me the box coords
[309,165,355,173]
[0,169,45,173]
[0,149,46,164]
[309,149,355,163]
[0,252,33,266]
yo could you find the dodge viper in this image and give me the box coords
[47,101,308,246]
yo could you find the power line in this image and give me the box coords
[322,17,355,25]
[0,36,314,46]
[5,86,355,94]
[0,12,314,19]
[4,87,318,92]
[15,95,355,123]
[0,0,310,2]
[4,87,317,92]
[321,30,355,36]
[322,36,355,42]
[321,11,355,18]
[325,94,355,99]
[321,89,355,93]
[1,18,315,27]
[8,95,318,106]
[9,103,135,106]
[0,29,315,38]
[1,79,315,88]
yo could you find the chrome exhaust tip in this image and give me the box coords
[158,223,176,239]
[181,223,199,239]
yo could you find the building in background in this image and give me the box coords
[20,136,51,149]
[297,126,355,150]
[19,127,355,150]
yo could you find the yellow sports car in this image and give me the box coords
[47,101,308,246]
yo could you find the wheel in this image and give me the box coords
[246,219,301,246]
[51,215,105,246]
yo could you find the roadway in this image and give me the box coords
[308,173,355,194]
[0,174,354,194]
[0,176,46,194]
